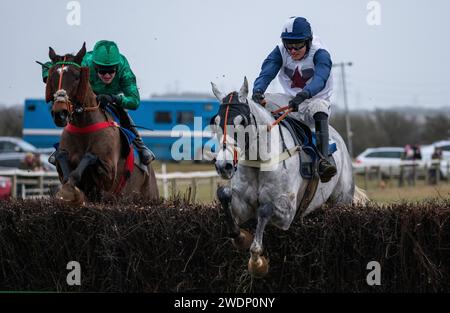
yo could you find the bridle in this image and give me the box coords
[221,93,239,170]
[219,92,257,171]
[51,56,99,117]
[218,95,298,171]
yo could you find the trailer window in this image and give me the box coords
[177,111,194,124]
[155,111,172,124]
[203,103,214,112]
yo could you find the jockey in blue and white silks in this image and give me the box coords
[252,16,337,183]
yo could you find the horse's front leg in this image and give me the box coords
[68,153,99,187]
[56,153,98,205]
[55,150,71,184]
[248,202,274,278]
[217,186,253,250]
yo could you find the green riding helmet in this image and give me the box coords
[92,40,121,67]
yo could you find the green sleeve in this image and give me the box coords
[118,59,140,110]
[41,61,53,83]
[81,52,92,67]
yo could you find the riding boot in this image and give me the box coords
[314,112,337,183]
[48,150,57,166]
[119,109,155,165]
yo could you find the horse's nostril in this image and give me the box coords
[224,163,233,171]
[59,111,68,119]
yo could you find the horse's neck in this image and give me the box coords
[247,100,286,158]
[83,87,98,109]
[71,89,105,126]
[248,100,275,125]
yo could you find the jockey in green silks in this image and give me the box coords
[42,40,155,165]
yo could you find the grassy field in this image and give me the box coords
[152,161,450,204]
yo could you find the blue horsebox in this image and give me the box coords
[23,98,220,161]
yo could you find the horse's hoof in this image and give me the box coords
[232,229,253,250]
[55,184,85,206]
[248,256,269,278]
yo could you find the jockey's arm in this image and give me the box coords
[302,49,332,98]
[118,70,140,110]
[41,61,53,83]
[253,46,283,94]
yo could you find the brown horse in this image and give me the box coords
[45,43,159,204]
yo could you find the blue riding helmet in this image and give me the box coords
[280,16,313,41]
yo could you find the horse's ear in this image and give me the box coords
[75,66,90,104]
[238,76,249,103]
[49,47,58,63]
[74,42,86,65]
[45,67,55,103]
[211,82,224,102]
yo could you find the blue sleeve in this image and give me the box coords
[253,46,282,94]
[303,49,332,98]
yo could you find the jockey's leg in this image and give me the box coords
[117,107,155,165]
[314,112,337,183]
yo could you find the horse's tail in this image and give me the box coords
[353,185,369,206]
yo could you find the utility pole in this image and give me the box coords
[333,62,354,158]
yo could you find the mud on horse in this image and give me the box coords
[45,43,158,204]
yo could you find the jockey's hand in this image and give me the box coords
[96,94,121,107]
[288,91,310,112]
[252,92,265,105]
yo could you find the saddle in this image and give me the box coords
[105,106,148,175]
[277,115,337,179]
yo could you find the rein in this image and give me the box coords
[268,105,292,131]
[219,97,295,169]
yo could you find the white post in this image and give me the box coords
[162,162,169,200]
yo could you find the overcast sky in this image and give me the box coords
[0,0,449,110]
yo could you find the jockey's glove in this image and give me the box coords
[96,94,122,107]
[251,91,265,105]
[288,91,310,112]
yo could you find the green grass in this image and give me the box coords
[152,160,215,173]
[153,161,450,204]
[354,175,450,204]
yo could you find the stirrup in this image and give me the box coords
[318,159,337,183]
[48,151,57,166]
[139,148,155,165]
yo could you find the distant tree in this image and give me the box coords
[373,109,420,147]
[0,106,23,137]
[331,113,386,156]
[419,115,450,144]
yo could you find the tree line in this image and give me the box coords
[331,110,450,156]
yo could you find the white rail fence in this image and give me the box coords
[0,160,448,200]
[0,167,220,201]
[353,159,449,190]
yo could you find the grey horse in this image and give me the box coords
[211,77,368,277]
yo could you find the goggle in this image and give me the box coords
[96,66,117,75]
[284,41,307,51]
